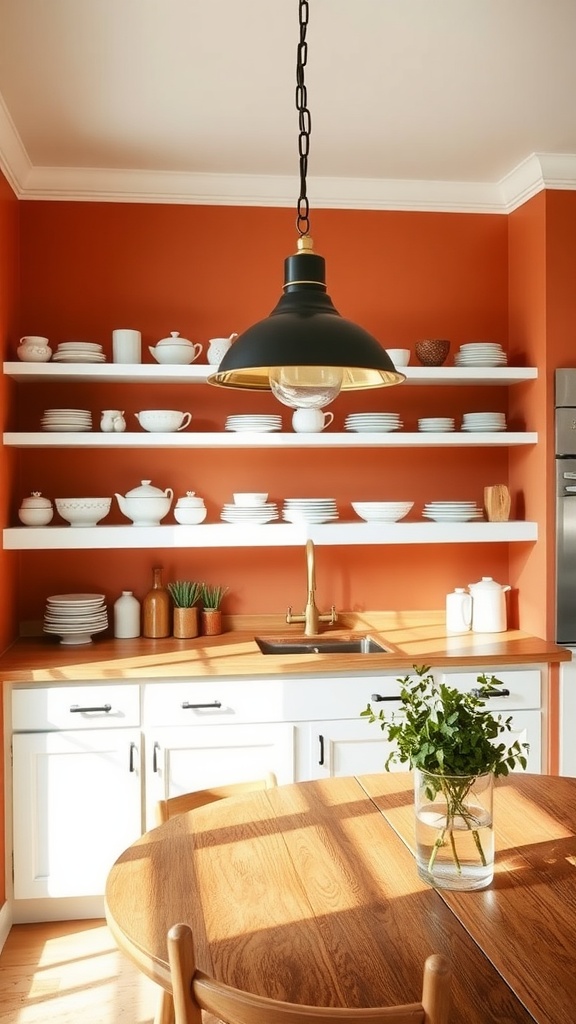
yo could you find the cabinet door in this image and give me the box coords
[305,718,404,779]
[145,723,295,828]
[12,729,142,899]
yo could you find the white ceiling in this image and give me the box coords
[1,0,576,212]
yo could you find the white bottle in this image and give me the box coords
[446,588,472,633]
[114,590,141,638]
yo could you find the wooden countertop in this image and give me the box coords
[0,611,569,682]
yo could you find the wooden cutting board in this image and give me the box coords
[484,484,511,521]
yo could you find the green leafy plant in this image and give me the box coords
[201,583,229,610]
[167,580,203,608]
[361,665,529,874]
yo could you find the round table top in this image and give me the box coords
[105,772,576,1024]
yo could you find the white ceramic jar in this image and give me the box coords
[18,491,54,526]
[446,588,472,633]
[113,591,141,638]
[468,576,511,633]
[17,336,52,363]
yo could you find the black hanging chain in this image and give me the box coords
[296,0,311,237]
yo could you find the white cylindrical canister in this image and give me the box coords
[446,588,472,633]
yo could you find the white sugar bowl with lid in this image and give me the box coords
[148,332,203,365]
[174,491,207,525]
[115,480,174,527]
[19,491,54,526]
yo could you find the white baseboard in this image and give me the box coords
[0,899,13,952]
[11,895,105,924]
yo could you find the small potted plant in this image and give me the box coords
[361,665,528,891]
[167,580,203,639]
[200,583,229,636]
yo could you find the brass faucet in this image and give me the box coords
[286,539,338,636]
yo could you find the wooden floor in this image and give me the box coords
[0,919,159,1024]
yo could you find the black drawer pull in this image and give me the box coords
[370,693,402,703]
[69,703,112,714]
[153,741,160,773]
[129,741,137,773]
[318,734,325,766]
[181,700,222,710]
[470,686,510,698]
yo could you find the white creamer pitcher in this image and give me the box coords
[445,588,472,633]
[468,576,511,633]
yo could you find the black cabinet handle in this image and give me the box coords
[318,734,325,766]
[181,700,222,710]
[153,741,160,773]
[470,686,510,698]
[69,703,112,713]
[129,741,136,773]
[370,693,402,703]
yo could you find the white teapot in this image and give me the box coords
[115,480,173,527]
[468,576,511,633]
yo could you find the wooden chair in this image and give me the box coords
[167,922,452,1024]
[155,772,278,825]
[154,773,278,1024]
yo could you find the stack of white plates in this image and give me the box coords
[351,501,413,522]
[461,412,507,432]
[454,343,507,367]
[345,413,403,433]
[41,408,92,432]
[225,414,282,432]
[422,501,484,522]
[282,498,339,523]
[220,502,279,524]
[52,342,106,363]
[43,593,108,645]
[417,417,455,432]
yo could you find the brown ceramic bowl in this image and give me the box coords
[415,338,451,366]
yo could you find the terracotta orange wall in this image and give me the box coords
[0,169,19,907]
[12,200,518,622]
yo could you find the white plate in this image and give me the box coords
[282,513,339,523]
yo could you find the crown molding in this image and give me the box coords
[0,91,575,214]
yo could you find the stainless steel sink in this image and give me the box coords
[254,635,392,655]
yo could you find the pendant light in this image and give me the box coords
[208,0,406,409]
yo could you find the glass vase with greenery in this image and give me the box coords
[361,665,529,889]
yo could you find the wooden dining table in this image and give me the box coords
[105,773,576,1024]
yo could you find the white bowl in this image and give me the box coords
[384,348,410,367]
[351,501,413,522]
[174,507,208,525]
[149,345,198,365]
[18,506,54,526]
[55,497,111,527]
[233,492,268,506]
[135,409,191,432]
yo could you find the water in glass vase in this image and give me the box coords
[414,769,494,890]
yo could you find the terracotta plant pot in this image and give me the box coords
[173,606,200,639]
[201,608,223,636]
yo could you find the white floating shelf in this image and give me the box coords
[2,431,538,449]
[3,362,538,386]
[3,521,538,550]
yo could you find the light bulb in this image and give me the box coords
[269,366,343,409]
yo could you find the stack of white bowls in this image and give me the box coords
[351,501,413,522]
[52,341,106,363]
[282,498,338,523]
[225,414,282,432]
[461,412,507,432]
[454,343,507,367]
[41,408,92,432]
[43,593,108,645]
[422,501,484,522]
[344,412,403,432]
[417,417,455,432]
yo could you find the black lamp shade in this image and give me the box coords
[208,248,406,391]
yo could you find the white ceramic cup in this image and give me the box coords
[112,329,142,364]
[292,408,334,433]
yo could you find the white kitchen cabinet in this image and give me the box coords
[12,727,142,899]
[302,718,403,778]
[145,723,295,829]
[11,683,142,901]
